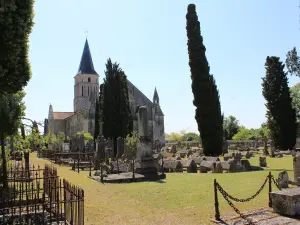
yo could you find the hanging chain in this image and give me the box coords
[217,176,268,203]
[271,175,282,190]
[217,183,256,225]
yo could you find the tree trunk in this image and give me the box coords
[1,134,8,189]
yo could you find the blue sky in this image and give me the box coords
[25,0,300,134]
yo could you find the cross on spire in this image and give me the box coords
[85,30,88,38]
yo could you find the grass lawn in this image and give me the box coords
[29,153,294,225]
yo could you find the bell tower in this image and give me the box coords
[74,39,99,112]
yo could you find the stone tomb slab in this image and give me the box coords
[211,208,300,225]
[270,187,300,217]
[91,172,145,183]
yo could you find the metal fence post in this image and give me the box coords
[214,179,220,221]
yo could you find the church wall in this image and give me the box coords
[65,111,89,137]
[48,119,65,136]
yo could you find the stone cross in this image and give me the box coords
[117,137,125,157]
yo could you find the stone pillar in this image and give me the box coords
[137,106,152,160]
[117,137,125,157]
[293,155,300,182]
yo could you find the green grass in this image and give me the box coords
[30,153,294,225]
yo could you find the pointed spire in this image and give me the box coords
[78,39,97,75]
[153,87,159,105]
[48,104,53,120]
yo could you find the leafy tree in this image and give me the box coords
[102,58,133,156]
[286,47,300,77]
[0,0,34,94]
[167,132,182,142]
[0,91,24,188]
[186,4,223,156]
[262,56,297,150]
[223,115,240,140]
[290,83,300,120]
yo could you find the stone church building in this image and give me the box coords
[44,39,165,145]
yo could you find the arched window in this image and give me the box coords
[82,86,83,96]
[88,77,91,82]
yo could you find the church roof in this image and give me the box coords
[52,112,74,120]
[153,87,159,100]
[78,39,98,75]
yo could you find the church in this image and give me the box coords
[44,39,165,145]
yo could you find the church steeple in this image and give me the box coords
[153,87,159,105]
[78,39,97,75]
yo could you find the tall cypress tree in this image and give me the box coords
[262,56,297,150]
[0,0,34,94]
[186,4,223,156]
[102,59,132,156]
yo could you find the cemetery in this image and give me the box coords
[1,1,300,224]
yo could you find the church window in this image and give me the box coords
[82,86,83,96]
[88,77,91,82]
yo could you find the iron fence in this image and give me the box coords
[0,164,84,225]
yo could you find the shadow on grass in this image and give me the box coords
[264,169,293,172]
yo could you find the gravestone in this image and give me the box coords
[171,145,177,153]
[277,170,289,188]
[135,106,160,179]
[293,155,300,182]
[95,138,106,169]
[117,137,125,157]
[259,156,267,167]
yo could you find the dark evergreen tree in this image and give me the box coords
[94,98,100,142]
[102,59,132,156]
[262,56,297,149]
[32,121,39,133]
[186,4,223,156]
[0,0,34,94]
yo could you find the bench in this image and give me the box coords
[270,187,300,216]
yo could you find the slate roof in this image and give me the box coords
[52,112,74,120]
[78,39,98,75]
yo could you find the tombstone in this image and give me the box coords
[117,137,125,157]
[293,155,300,182]
[62,140,70,153]
[135,106,159,179]
[220,161,237,173]
[259,156,267,167]
[95,139,106,169]
[223,153,232,161]
[212,162,223,173]
[292,150,296,157]
[277,170,289,188]
[171,145,177,154]
[200,161,215,173]
[241,159,251,171]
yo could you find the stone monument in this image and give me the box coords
[135,106,163,180]
[293,155,300,182]
[277,170,289,188]
[259,156,267,167]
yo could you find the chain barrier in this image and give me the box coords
[217,176,268,203]
[216,183,256,225]
[271,175,282,190]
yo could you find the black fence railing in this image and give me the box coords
[0,164,84,225]
[214,172,281,225]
